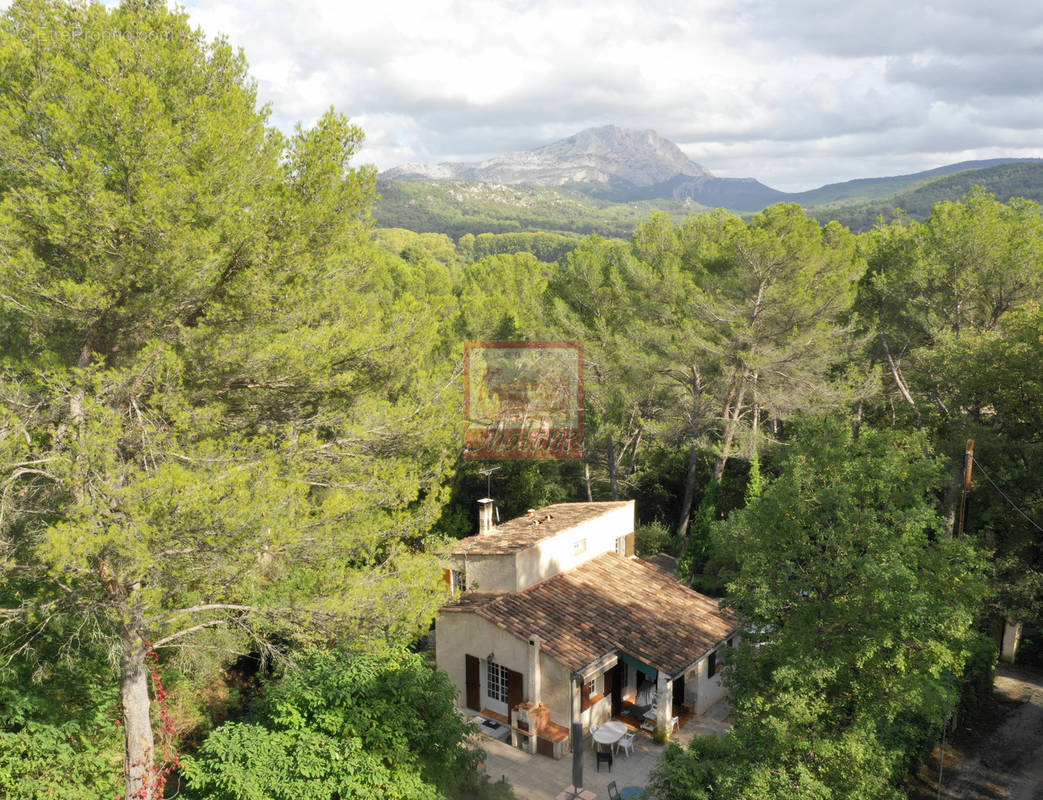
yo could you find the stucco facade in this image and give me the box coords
[436,608,572,725]
[448,501,634,594]
[435,500,740,754]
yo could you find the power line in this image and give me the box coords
[971,458,1043,534]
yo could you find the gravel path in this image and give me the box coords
[931,665,1043,800]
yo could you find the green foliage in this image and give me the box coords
[648,736,735,800]
[436,459,587,540]
[678,480,719,579]
[634,519,674,557]
[0,1,460,794]
[376,178,694,239]
[546,235,661,499]
[817,163,1043,231]
[859,190,1043,624]
[182,647,484,800]
[709,419,989,799]
[456,252,552,340]
[923,303,1043,624]
[470,231,583,262]
[372,228,461,265]
[0,719,122,800]
[0,628,122,799]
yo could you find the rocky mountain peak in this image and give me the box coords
[383,125,712,188]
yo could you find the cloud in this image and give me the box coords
[740,0,1043,59]
[3,0,1042,191]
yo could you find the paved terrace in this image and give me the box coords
[476,699,732,800]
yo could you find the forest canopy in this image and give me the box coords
[1,2,1041,800]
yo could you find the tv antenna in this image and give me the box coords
[478,465,501,501]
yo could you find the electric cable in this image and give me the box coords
[971,457,1043,534]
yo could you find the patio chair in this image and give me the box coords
[618,731,636,757]
[596,749,613,772]
[670,715,679,734]
[590,723,601,749]
[607,781,622,800]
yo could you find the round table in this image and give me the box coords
[591,720,628,750]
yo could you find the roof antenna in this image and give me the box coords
[478,465,501,500]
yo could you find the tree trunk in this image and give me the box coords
[627,425,643,477]
[942,471,962,539]
[712,380,748,482]
[879,332,928,440]
[675,368,705,541]
[120,610,156,800]
[676,441,701,541]
[606,436,619,501]
[583,458,593,502]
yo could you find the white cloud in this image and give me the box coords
[3,0,1042,191]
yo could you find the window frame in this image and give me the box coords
[450,568,466,593]
[487,659,509,704]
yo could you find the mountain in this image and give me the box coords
[376,126,1043,236]
[810,160,1043,231]
[384,125,710,188]
[374,178,704,239]
[383,125,783,210]
[788,158,1041,207]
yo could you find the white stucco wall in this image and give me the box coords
[538,654,574,728]
[515,501,634,591]
[436,612,529,715]
[436,611,578,728]
[458,553,517,594]
[684,639,735,715]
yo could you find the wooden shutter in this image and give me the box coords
[507,668,524,711]
[625,532,636,557]
[580,679,591,711]
[442,568,452,586]
[602,668,614,697]
[465,654,480,710]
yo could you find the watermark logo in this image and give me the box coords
[464,341,583,459]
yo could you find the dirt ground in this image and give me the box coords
[909,664,1043,800]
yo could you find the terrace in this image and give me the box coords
[474,697,732,800]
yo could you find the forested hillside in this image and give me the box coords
[376,177,699,238]
[378,158,1043,236]
[2,3,1041,800]
[813,161,1043,230]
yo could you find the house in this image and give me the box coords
[436,498,740,757]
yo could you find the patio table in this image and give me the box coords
[592,720,628,751]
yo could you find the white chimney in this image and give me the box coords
[528,635,542,706]
[477,498,495,535]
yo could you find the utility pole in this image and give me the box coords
[957,439,974,537]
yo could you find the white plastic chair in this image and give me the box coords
[670,715,679,734]
[618,731,636,757]
[590,723,601,750]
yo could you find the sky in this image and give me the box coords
[8,0,1043,191]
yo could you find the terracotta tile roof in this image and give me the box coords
[461,551,740,677]
[446,501,632,556]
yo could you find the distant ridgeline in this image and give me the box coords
[374,177,698,240]
[375,126,1043,238]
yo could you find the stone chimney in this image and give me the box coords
[477,498,495,535]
